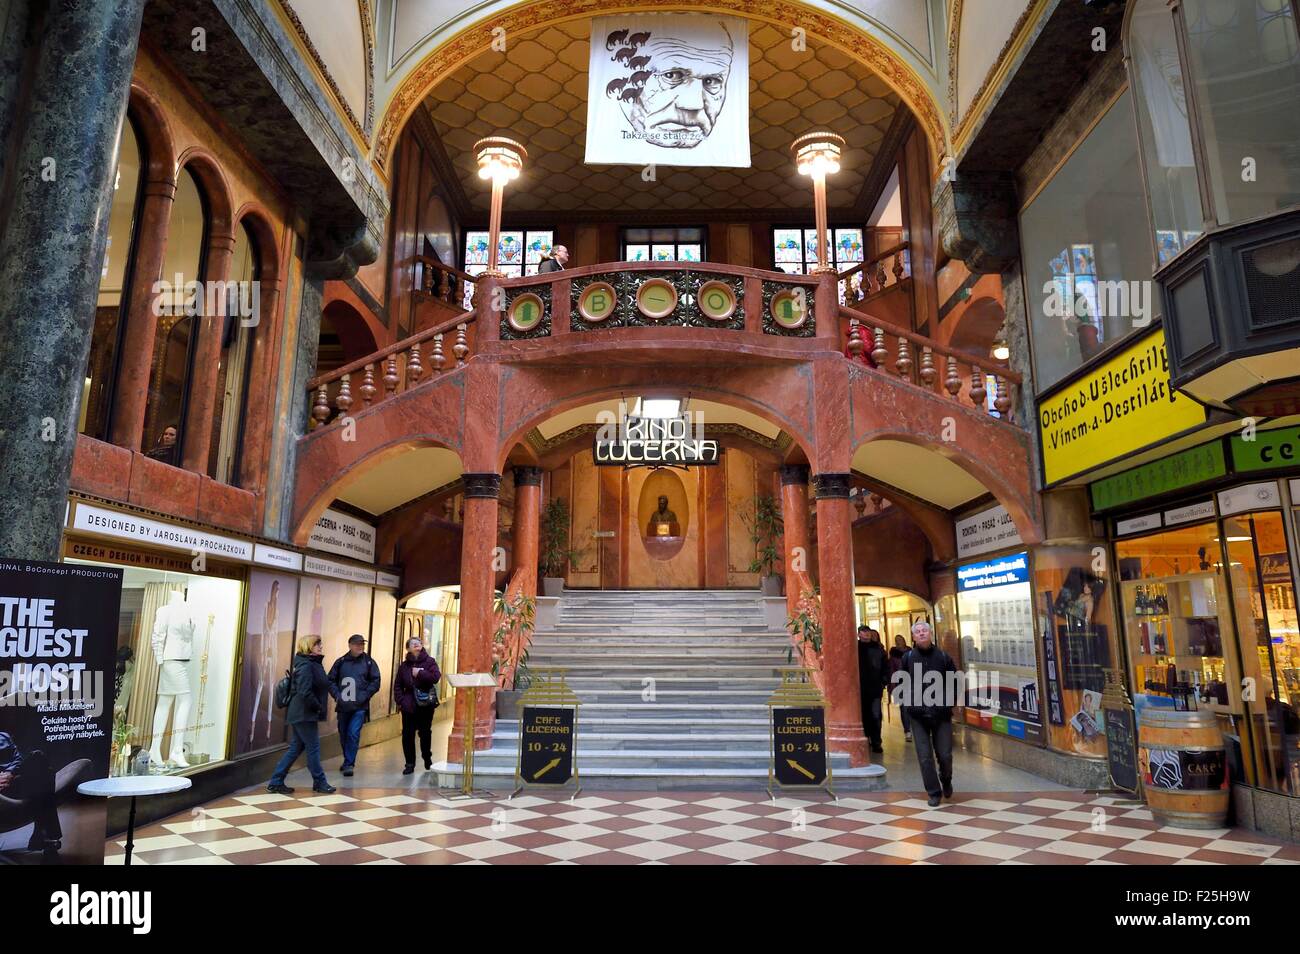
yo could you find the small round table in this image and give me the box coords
[78,775,192,865]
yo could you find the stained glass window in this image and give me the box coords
[772,226,866,273]
[460,229,554,308]
[620,227,707,263]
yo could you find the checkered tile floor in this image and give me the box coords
[105,790,1300,865]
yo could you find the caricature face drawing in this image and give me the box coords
[605,21,734,149]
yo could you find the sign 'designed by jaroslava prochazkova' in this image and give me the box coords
[585,13,750,168]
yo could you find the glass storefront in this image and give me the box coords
[854,587,930,651]
[1112,492,1300,797]
[955,552,1044,743]
[64,503,404,775]
[66,554,244,778]
[1222,511,1300,795]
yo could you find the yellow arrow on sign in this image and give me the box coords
[785,758,815,781]
[532,757,562,780]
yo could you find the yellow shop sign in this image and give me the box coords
[1039,329,1206,484]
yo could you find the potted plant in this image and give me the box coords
[111,715,135,777]
[539,497,583,596]
[786,584,823,666]
[492,590,536,719]
[742,493,784,596]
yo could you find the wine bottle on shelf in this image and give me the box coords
[1135,585,1146,616]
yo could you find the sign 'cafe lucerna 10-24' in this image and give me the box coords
[3,0,1300,897]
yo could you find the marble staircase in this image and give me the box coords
[433,589,887,791]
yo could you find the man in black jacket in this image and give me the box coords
[537,245,568,273]
[898,621,957,806]
[856,626,889,754]
[328,635,382,778]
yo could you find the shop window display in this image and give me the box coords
[1033,547,1121,757]
[955,553,1044,741]
[232,571,298,756]
[1115,522,1252,780]
[69,561,241,777]
[1222,511,1300,795]
[296,579,375,736]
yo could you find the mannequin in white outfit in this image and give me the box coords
[150,589,197,768]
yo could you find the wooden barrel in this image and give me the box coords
[1138,708,1229,829]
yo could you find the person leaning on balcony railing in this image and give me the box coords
[537,245,569,273]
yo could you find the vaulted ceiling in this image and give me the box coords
[422,18,903,216]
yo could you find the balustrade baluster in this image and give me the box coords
[408,342,424,383]
[847,317,865,357]
[893,251,906,282]
[335,373,352,419]
[994,375,1012,414]
[919,346,936,385]
[870,326,888,366]
[969,367,987,407]
[895,336,913,377]
[384,356,400,396]
[944,355,962,396]
[453,323,469,367]
[875,259,887,288]
[312,384,330,426]
[439,270,451,302]
[360,363,377,407]
[432,333,446,371]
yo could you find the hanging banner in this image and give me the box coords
[0,559,122,865]
[585,14,750,167]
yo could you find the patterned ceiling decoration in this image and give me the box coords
[422,19,901,213]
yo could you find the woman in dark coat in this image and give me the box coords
[394,636,441,774]
[266,636,336,795]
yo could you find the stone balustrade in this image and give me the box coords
[307,312,475,429]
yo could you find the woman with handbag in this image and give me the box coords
[394,636,441,775]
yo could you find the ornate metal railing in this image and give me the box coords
[306,311,475,429]
[842,307,1019,419]
[491,260,825,341]
[838,242,909,306]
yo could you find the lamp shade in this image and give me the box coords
[474,136,527,183]
[791,131,845,177]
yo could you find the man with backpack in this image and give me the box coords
[328,634,382,778]
[897,620,958,807]
[394,636,441,775]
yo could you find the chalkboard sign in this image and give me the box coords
[772,707,828,786]
[519,706,575,785]
[1103,705,1139,794]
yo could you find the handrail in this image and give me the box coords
[413,254,478,289]
[842,304,1021,418]
[308,311,473,391]
[837,242,909,282]
[841,305,1020,384]
[306,310,476,430]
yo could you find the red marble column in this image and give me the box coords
[236,277,282,493]
[109,175,175,451]
[181,229,236,473]
[780,464,810,615]
[814,472,870,767]
[512,466,542,599]
[448,472,501,762]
